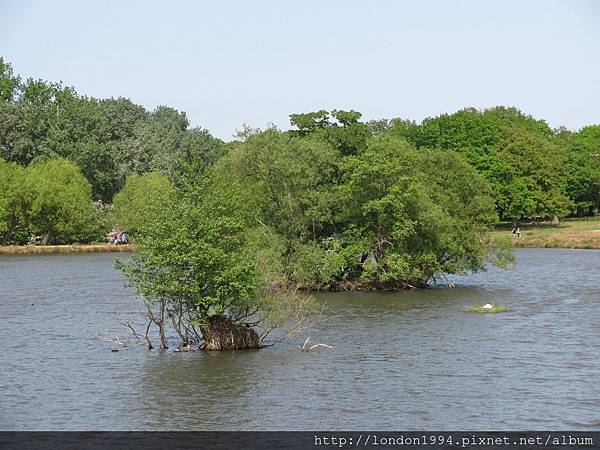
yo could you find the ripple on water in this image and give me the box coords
[0,249,599,430]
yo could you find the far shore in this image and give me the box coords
[492,216,600,250]
[0,244,135,255]
[2,217,599,255]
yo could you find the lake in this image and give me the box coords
[0,249,598,430]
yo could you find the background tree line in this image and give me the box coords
[370,107,600,220]
[1,56,599,247]
[0,58,223,244]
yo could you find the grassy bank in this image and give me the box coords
[0,244,135,255]
[3,217,598,254]
[492,216,600,249]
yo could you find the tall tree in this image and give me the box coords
[112,172,176,236]
[117,170,317,350]
[25,158,96,245]
[390,106,571,220]
[564,125,600,215]
[0,158,28,245]
[0,57,20,102]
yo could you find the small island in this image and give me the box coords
[466,304,509,313]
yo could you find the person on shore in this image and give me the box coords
[511,222,521,238]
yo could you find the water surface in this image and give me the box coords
[0,249,598,430]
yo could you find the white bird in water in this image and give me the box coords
[483,303,493,309]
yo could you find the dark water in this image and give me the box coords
[0,249,598,430]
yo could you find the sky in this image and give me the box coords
[1,0,599,139]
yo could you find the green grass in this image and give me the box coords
[466,303,508,313]
[491,216,600,249]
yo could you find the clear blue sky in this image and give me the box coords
[1,0,599,139]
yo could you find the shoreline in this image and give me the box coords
[1,240,599,255]
[0,244,135,255]
[2,216,600,256]
[509,239,600,250]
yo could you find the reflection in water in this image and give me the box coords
[0,249,599,430]
[139,350,266,430]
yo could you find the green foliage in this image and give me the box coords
[223,128,339,239]
[112,172,176,236]
[289,110,330,134]
[496,128,571,219]
[99,97,148,141]
[0,57,20,102]
[415,107,504,152]
[0,158,27,244]
[0,154,109,245]
[209,123,508,289]
[0,54,595,315]
[118,177,257,320]
[336,133,506,286]
[117,173,318,345]
[564,125,600,214]
[117,110,518,347]
[0,59,222,203]
[117,111,514,347]
[389,106,574,220]
[3,54,595,249]
[290,109,369,155]
[24,158,102,244]
[287,240,347,286]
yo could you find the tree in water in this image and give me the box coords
[116,172,317,351]
[117,110,514,351]
[224,114,512,291]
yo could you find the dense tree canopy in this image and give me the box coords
[0,58,223,203]
[0,158,27,245]
[0,156,104,245]
[388,106,577,220]
[117,167,318,350]
[24,158,98,245]
[112,172,175,236]
[116,112,514,349]
[216,121,508,290]
[2,56,596,233]
[563,125,600,215]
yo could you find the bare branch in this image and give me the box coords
[121,319,153,349]
[299,336,333,352]
[89,330,145,347]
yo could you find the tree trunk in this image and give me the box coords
[1,216,18,245]
[1,228,13,246]
[201,315,261,351]
[41,230,53,245]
